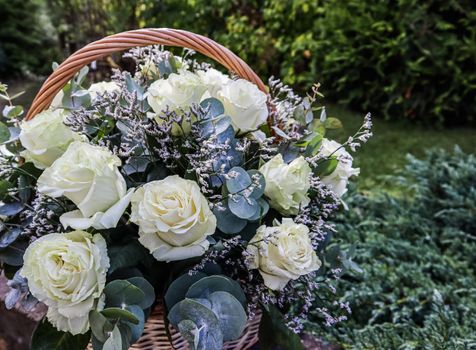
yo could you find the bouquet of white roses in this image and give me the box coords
[0,43,371,350]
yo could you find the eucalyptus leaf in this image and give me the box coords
[213,202,247,234]
[177,319,200,345]
[89,310,114,342]
[168,298,223,350]
[164,272,207,310]
[18,175,31,203]
[319,107,327,122]
[186,275,247,307]
[8,127,20,142]
[123,305,145,343]
[0,228,22,248]
[123,157,150,175]
[228,195,259,220]
[0,122,9,142]
[101,307,140,325]
[125,73,145,100]
[226,167,251,194]
[4,288,21,309]
[2,105,23,119]
[104,280,145,307]
[76,66,89,85]
[156,55,178,78]
[108,242,148,275]
[200,98,225,120]
[200,115,232,139]
[208,291,247,341]
[0,239,28,266]
[247,198,269,221]
[103,325,122,350]
[127,277,155,309]
[247,170,266,199]
[117,323,132,350]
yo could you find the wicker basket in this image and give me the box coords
[26,28,266,349]
[85,300,261,350]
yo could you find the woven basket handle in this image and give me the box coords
[26,28,267,120]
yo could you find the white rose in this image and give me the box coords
[147,70,206,113]
[318,139,360,197]
[131,175,217,262]
[245,218,321,290]
[259,154,311,215]
[37,141,133,230]
[19,109,82,169]
[147,71,206,135]
[20,230,109,334]
[197,68,231,97]
[216,79,268,132]
[88,81,120,100]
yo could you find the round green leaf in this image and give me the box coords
[0,201,24,216]
[208,291,247,341]
[226,167,252,194]
[228,195,259,219]
[185,275,246,308]
[0,228,22,248]
[104,280,145,307]
[247,170,266,199]
[127,277,155,309]
[214,202,247,234]
[123,305,145,343]
[0,122,9,143]
[89,310,113,342]
[103,325,122,350]
[101,307,139,325]
[200,98,225,119]
[168,298,223,350]
[164,272,207,310]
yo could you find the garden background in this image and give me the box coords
[1,1,475,349]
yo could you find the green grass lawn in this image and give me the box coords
[326,105,476,192]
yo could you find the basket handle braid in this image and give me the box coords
[26,28,267,120]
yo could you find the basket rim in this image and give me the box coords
[26,28,267,120]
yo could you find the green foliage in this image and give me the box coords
[259,305,305,350]
[167,274,248,350]
[6,0,473,123]
[307,147,476,349]
[91,277,155,349]
[0,0,59,76]
[137,0,476,125]
[31,321,91,350]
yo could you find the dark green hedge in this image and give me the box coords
[141,0,476,125]
[0,0,59,77]
[307,147,476,348]
[3,0,476,124]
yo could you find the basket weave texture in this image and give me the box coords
[27,28,267,349]
[86,300,261,350]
